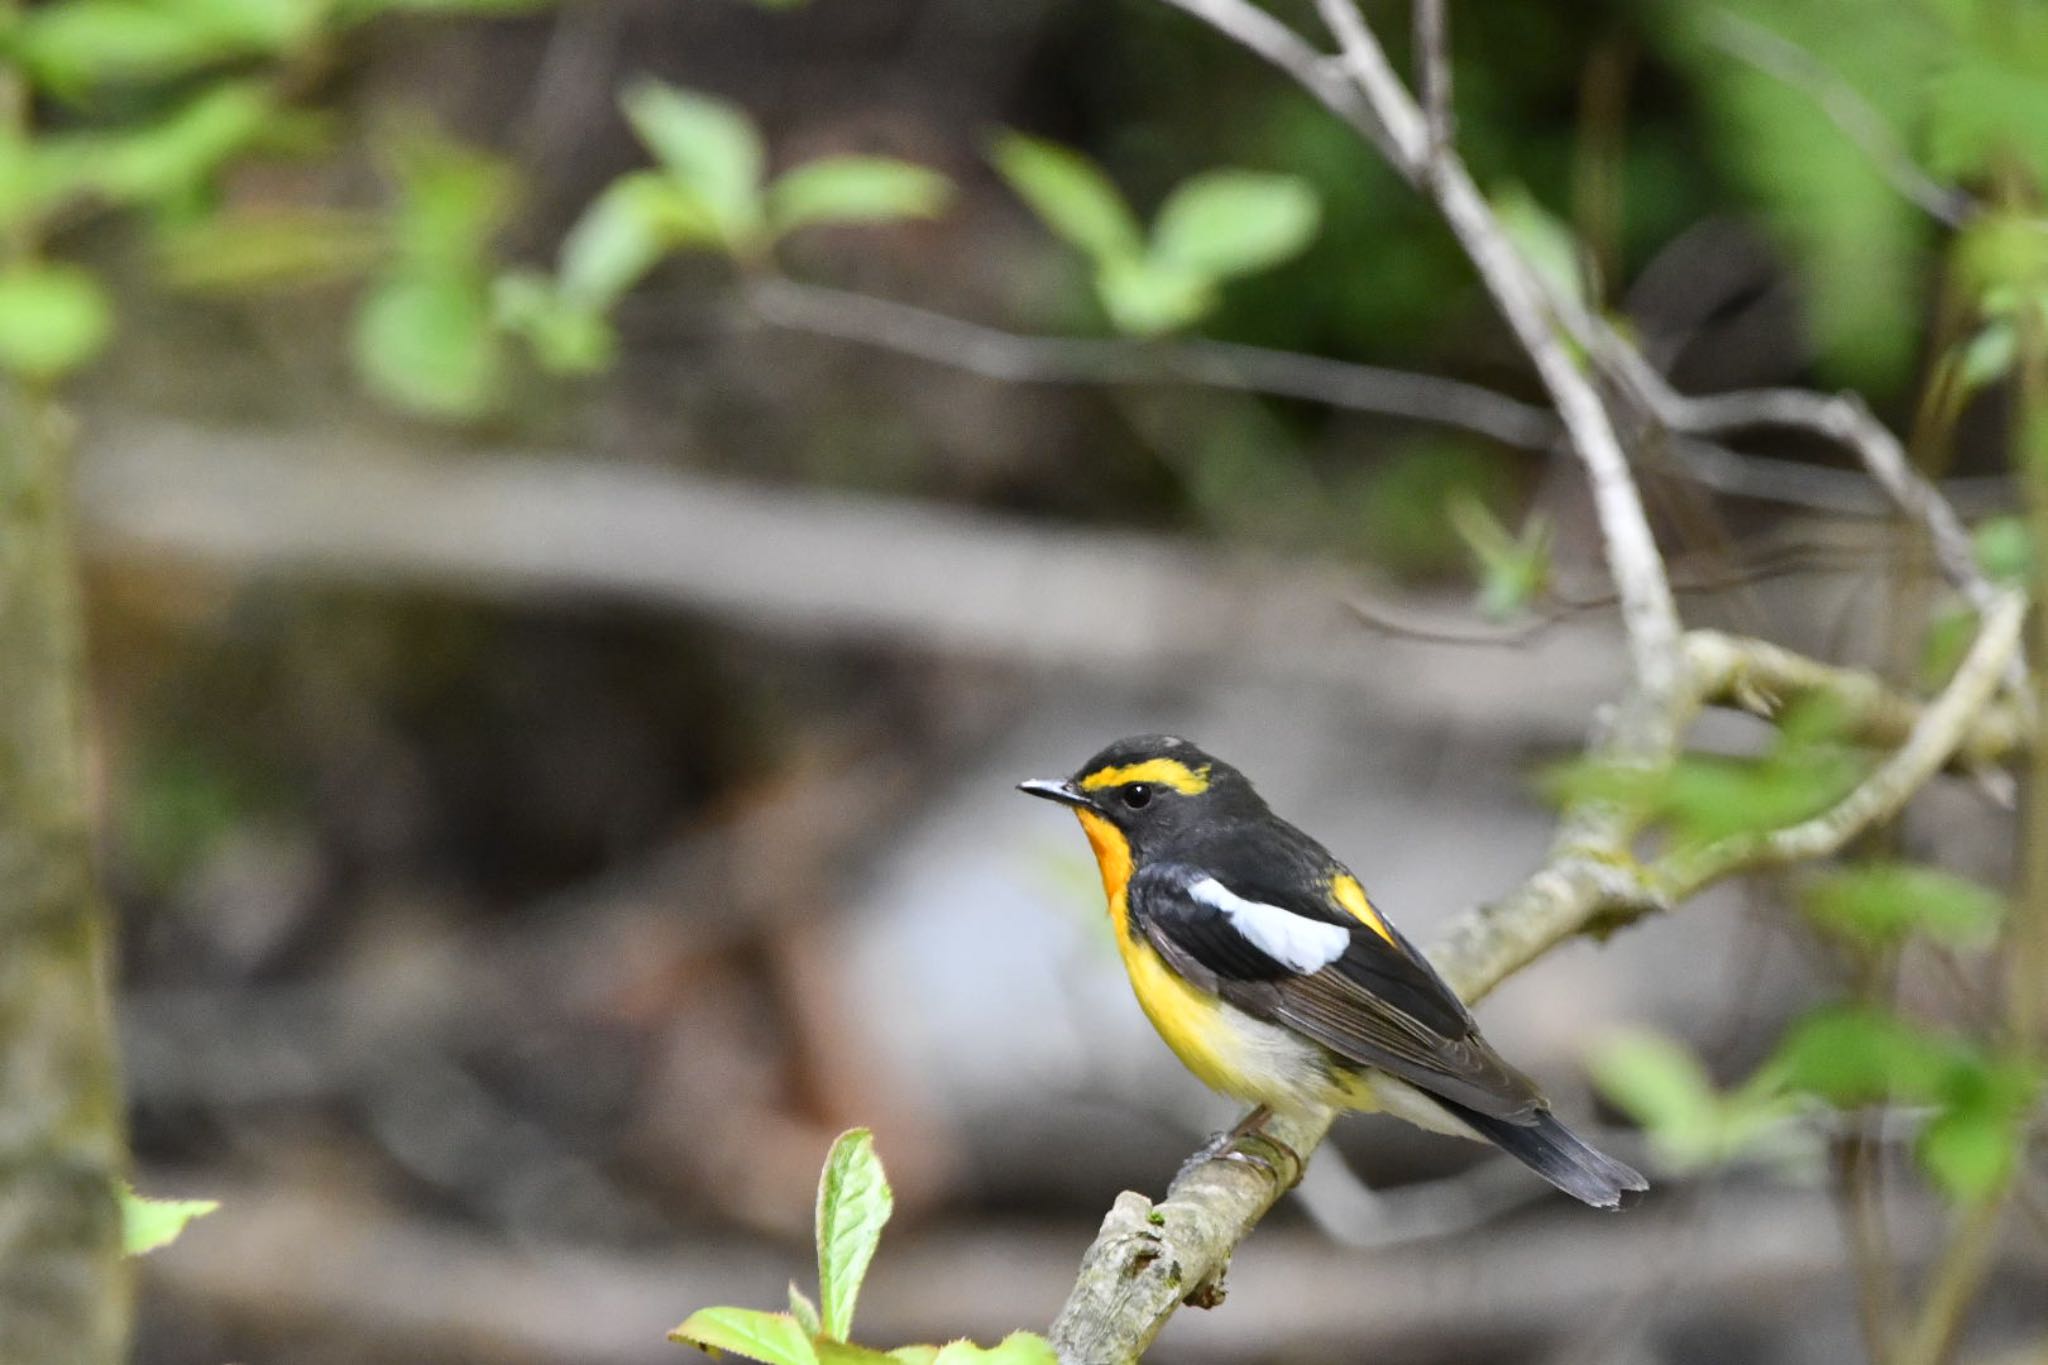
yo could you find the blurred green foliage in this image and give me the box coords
[1590,1030,1795,1171]
[1771,1008,2038,1206]
[1597,997,2041,1209]
[1356,440,1517,574]
[1802,863,2006,950]
[500,81,952,380]
[1448,494,1553,619]
[991,131,1320,336]
[354,128,514,417]
[0,261,110,378]
[118,741,259,894]
[1544,697,1866,852]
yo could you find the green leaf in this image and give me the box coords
[1151,170,1320,280]
[988,132,1143,265]
[12,0,316,90]
[1972,516,2032,586]
[0,261,112,379]
[815,1129,893,1343]
[1956,321,2017,395]
[0,130,89,234]
[669,1308,820,1365]
[157,209,383,293]
[814,1345,910,1365]
[1915,1052,2039,1204]
[1958,212,2048,305]
[1590,1029,1793,1169]
[1449,495,1551,619]
[493,272,615,375]
[1927,53,2048,189]
[1803,863,2006,949]
[1589,1031,1719,1141]
[1095,255,1212,337]
[1492,184,1588,310]
[885,1351,940,1365]
[557,171,719,308]
[787,1284,821,1337]
[931,1333,1059,1364]
[1918,1106,2018,1205]
[384,129,515,272]
[621,80,764,248]
[1544,726,1863,851]
[353,273,499,418]
[354,128,512,415]
[1922,603,1980,689]
[768,156,952,237]
[1358,441,1516,574]
[120,1183,219,1256]
[1768,1006,1961,1105]
[82,81,277,206]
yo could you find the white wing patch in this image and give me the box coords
[1188,876,1351,973]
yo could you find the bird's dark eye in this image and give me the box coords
[1121,783,1154,810]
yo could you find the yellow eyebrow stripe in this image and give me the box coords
[1331,874,1396,947]
[1079,758,1211,794]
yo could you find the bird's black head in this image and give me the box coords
[1017,734,1268,853]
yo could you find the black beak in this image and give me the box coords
[1017,777,1091,809]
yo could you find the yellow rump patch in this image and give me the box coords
[1079,758,1211,795]
[1331,874,1397,947]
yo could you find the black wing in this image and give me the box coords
[1130,855,1543,1120]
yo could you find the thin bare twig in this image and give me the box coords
[761,277,2014,519]
[1312,0,1684,714]
[1895,1197,2010,1365]
[1152,0,1400,166]
[1649,383,1994,616]
[1702,9,1976,229]
[750,278,1558,449]
[1414,0,1452,159]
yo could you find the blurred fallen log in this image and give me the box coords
[74,417,1632,732]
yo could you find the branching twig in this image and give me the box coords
[1317,0,1682,714]
[1638,380,1996,618]
[1683,626,2030,769]
[759,279,2012,520]
[1660,590,2027,896]
[750,279,1558,450]
[1048,592,2027,1361]
[1152,0,1399,165]
[1043,4,2030,1359]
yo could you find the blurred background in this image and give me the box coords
[15,0,2040,1359]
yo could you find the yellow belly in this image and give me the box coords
[1074,806,1376,1115]
[1112,890,1339,1112]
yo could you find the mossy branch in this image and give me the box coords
[0,392,131,1361]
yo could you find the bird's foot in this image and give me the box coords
[1174,1107,1304,1189]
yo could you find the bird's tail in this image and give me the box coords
[1440,1099,1648,1211]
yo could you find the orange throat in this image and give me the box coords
[1073,809,1134,906]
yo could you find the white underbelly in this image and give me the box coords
[1206,1005,1480,1141]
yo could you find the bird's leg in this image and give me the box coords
[1175,1106,1304,1189]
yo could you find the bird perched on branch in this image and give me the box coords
[1020,734,1646,1210]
